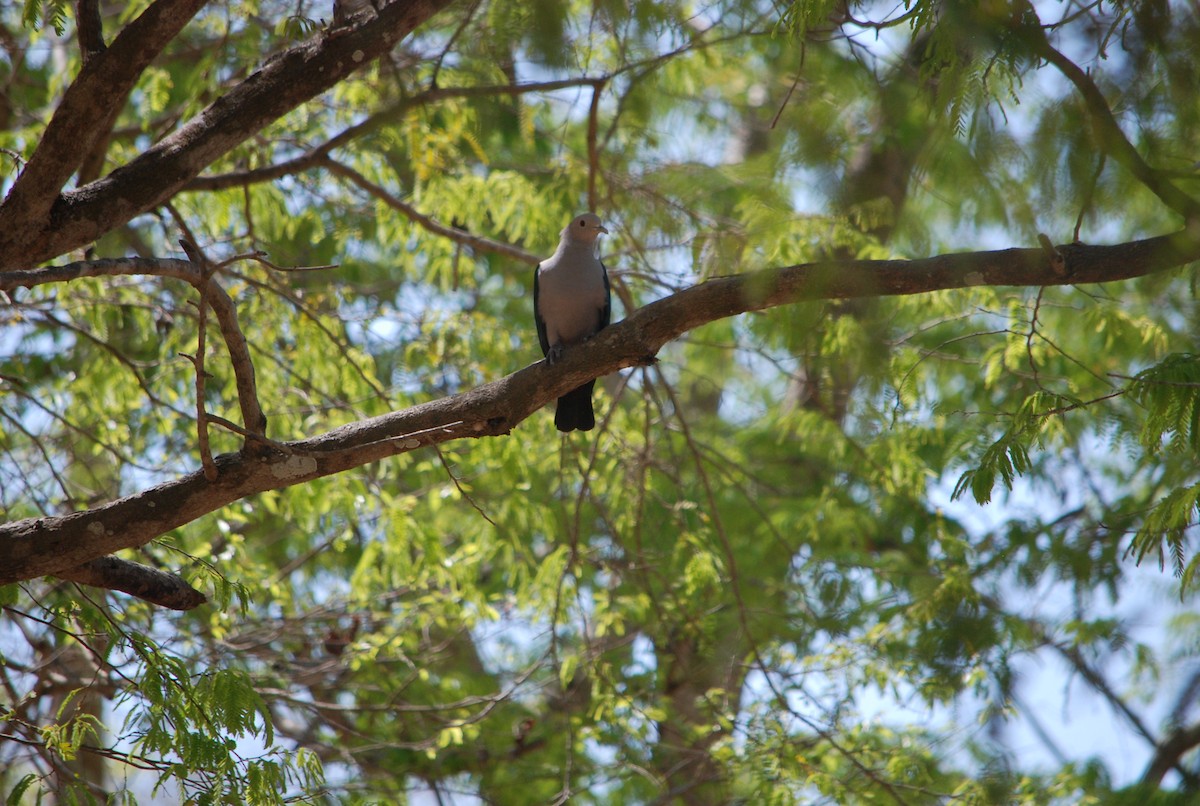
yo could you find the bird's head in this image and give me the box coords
[563,213,609,244]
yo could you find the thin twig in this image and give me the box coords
[223,266,387,402]
[216,250,338,273]
[586,80,607,212]
[320,155,541,265]
[433,446,497,528]
[770,46,806,129]
[1025,285,1046,388]
[657,365,911,804]
[187,77,616,193]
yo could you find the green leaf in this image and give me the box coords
[6,773,38,806]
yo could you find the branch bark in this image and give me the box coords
[2,230,1198,590]
[0,0,453,271]
[0,0,208,240]
[74,0,107,64]
[1142,721,1200,788]
[54,557,207,610]
[190,242,269,438]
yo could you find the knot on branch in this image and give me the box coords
[1037,233,1067,277]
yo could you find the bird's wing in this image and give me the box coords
[533,262,550,356]
[599,258,612,329]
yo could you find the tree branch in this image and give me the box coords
[54,556,207,610]
[586,79,606,212]
[2,255,267,437]
[189,240,269,439]
[183,241,220,479]
[0,0,454,271]
[1142,721,1200,788]
[0,0,208,239]
[1026,16,1200,222]
[204,279,270,438]
[0,256,198,290]
[74,0,107,64]
[2,230,1198,590]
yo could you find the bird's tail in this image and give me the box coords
[555,380,597,432]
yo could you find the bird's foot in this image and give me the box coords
[546,344,564,365]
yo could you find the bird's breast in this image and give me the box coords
[537,261,607,346]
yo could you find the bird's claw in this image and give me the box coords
[547,344,563,365]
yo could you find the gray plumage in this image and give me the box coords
[534,213,611,432]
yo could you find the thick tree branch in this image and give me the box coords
[0,0,453,271]
[190,243,269,438]
[0,255,196,289]
[2,230,1198,590]
[207,296,269,430]
[0,0,208,239]
[1142,721,1200,788]
[54,557,207,610]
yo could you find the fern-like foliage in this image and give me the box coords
[953,391,1080,505]
[1129,353,1200,453]
[21,0,68,33]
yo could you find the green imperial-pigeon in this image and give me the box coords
[533,213,612,432]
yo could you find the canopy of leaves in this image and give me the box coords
[3,0,1200,803]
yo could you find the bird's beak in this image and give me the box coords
[596,224,609,234]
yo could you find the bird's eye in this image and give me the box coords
[578,220,586,227]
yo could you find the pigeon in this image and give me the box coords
[533,213,612,432]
